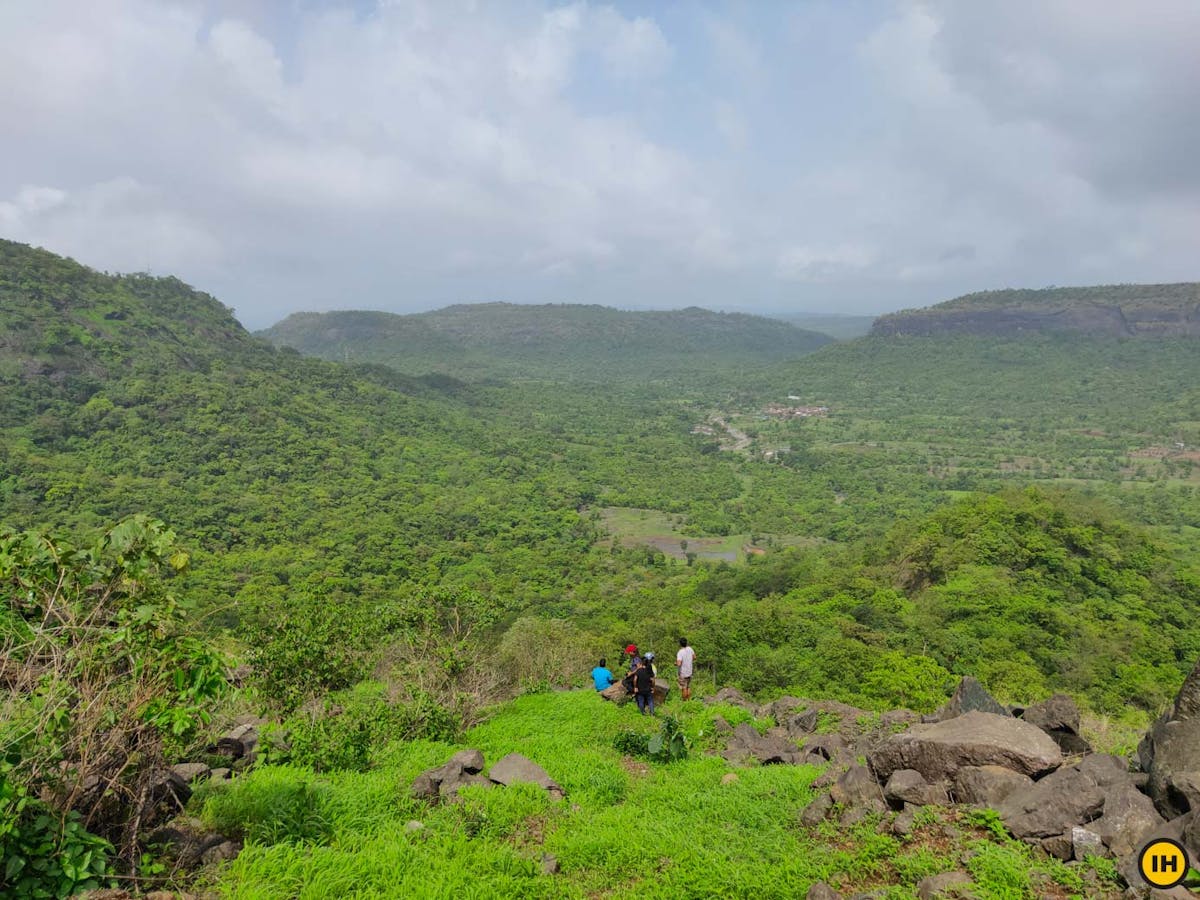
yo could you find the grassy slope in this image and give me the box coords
[200,691,1118,899]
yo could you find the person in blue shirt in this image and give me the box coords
[592,658,615,691]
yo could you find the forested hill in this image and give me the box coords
[258,303,833,381]
[872,282,1200,337]
[0,239,258,380]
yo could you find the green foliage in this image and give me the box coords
[0,771,112,898]
[0,516,226,869]
[265,683,459,772]
[200,766,332,846]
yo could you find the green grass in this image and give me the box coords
[199,692,1121,899]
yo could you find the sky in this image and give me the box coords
[1,1,1198,329]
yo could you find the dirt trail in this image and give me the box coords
[712,416,752,451]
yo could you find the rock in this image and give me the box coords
[723,722,804,766]
[721,773,739,785]
[210,767,231,781]
[788,709,820,735]
[652,677,671,706]
[830,765,886,814]
[892,805,917,836]
[488,753,563,796]
[1022,694,1092,754]
[937,677,1008,721]
[1071,826,1105,861]
[807,883,842,900]
[706,686,756,710]
[200,839,241,866]
[915,871,974,899]
[1040,833,1074,861]
[1120,813,1192,890]
[541,853,559,875]
[953,765,1033,806]
[599,682,631,705]
[1074,753,1131,788]
[869,712,1062,784]
[712,715,733,734]
[171,762,211,783]
[1141,654,1200,820]
[997,768,1105,840]
[1184,809,1200,863]
[800,791,834,827]
[766,695,807,722]
[806,883,844,897]
[446,748,485,775]
[884,769,949,808]
[1022,694,1081,735]
[411,748,493,803]
[215,723,259,763]
[803,733,848,761]
[1090,781,1165,859]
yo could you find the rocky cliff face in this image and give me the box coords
[873,284,1200,338]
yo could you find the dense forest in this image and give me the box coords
[3,239,1200,896]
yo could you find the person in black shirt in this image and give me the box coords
[632,657,655,716]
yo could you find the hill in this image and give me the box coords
[872,282,1200,338]
[258,303,833,381]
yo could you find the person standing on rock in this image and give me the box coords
[632,655,656,716]
[592,658,615,691]
[675,637,695,701]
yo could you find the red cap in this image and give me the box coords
[625,644,638,654]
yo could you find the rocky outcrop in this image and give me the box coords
[1019,694,1091,754]
[868,711,1062,783]
[934,677,1008,721]
[411,749,564,805]
[1140,655,1200,822]
[722,723,804,766]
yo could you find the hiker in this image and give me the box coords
[643,651,657,677]
[675,637,695,701]
[631,655,656,716]
[592,657,615,691]
[621,643,641,691]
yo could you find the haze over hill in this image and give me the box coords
[873,283,1200,338]
[258,304,833,382]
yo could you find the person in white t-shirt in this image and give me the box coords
[675,637,696,701]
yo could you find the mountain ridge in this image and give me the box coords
[257,303,834,381]
[873,282,1200,338]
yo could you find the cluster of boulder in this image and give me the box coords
[410,749,564,804]
[144,717,265,875]
[707,667,1200,899]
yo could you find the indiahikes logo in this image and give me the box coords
[1137,837,1191,890]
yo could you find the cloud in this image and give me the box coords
[0,1,1196,324]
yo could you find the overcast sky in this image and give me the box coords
[2,1,1198,329]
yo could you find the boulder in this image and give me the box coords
[830,765,887,815]
[1119,812,1192,890]
[802,733,849,763]
[884,769,949,808]
[706,686,755,710]
[807,884,842,900]
[891,805,917,836]
[411,748,492,803]
[1071,826,1104,861]
[722,722,803,766]
[146,819,240,870]
[953,765,1032,806]
[1021,694,1091,754]
[712,715,733,735]
[868,711,1061,783]
[171,762,211,784]
[1185,810,1200,862]
[787,709,821,736]
[914,871,973,899]
[215,723,260,763]
[936,677,1008,721]
[1141,654,1200,820]
[1089,780,1165,860]
[652,677,671,706]
[800,791,834,827]
[600,682,631,705]
[996,767,1104,840]
[765,695,808,722]
[488,753,563,798]
[1040,833,1073,860]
